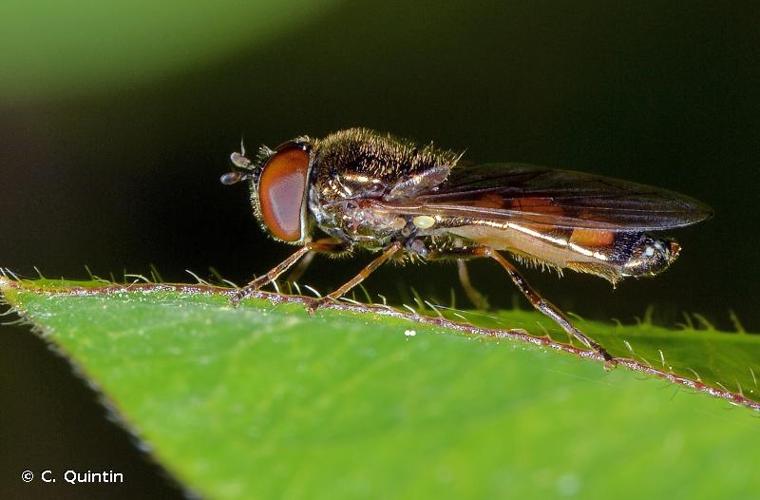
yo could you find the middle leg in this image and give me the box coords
[309,241,403,310]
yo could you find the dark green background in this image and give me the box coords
[1,1,757,497]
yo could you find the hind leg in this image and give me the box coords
[456,260,490,310]
[428,246,615,364]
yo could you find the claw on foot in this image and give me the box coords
[597,348,617,370]
[603,357,618,371]
[230,286,258,307]
[307,297,334,315]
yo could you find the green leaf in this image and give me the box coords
[2,277,759,499]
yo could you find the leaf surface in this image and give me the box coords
[2,278,758,499]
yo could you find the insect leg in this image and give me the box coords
[456,260,490,310]
[476,247,614,363]
[233,238,346,304]
[428,246,613,363]
[285,250,316,285]
[309,241,403,310]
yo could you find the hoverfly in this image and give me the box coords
[221,128,712,362]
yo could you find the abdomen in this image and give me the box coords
[444,223,680,284]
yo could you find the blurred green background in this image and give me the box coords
[0,0,757,497]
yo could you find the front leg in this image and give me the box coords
[232,238,347,305]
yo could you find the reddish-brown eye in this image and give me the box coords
[258,146,310,242]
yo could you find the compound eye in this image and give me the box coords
[258,146,310,242]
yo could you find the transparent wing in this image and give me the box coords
[383,163,712,231]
